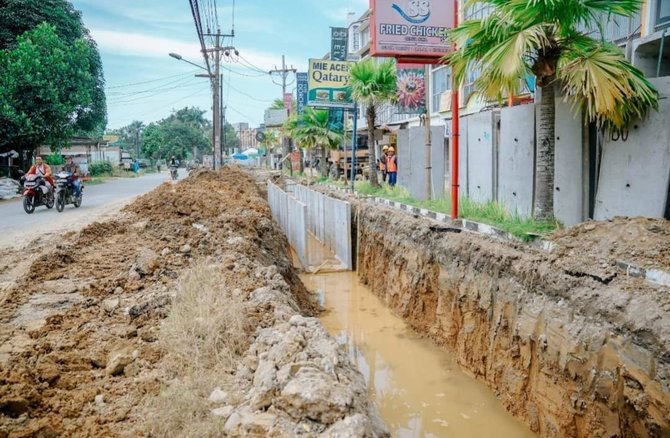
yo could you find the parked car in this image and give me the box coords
[137,159,149,168]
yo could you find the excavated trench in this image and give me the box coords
[288,182,670,438]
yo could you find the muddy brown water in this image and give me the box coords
[301,270,536,438]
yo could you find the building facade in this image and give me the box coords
[345,1,670,224]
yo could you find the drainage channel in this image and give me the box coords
[301,267,535,437]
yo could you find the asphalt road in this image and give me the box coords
[0,170,185,248]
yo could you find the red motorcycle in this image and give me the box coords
[20,173,55,214]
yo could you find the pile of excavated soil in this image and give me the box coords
[548,216,670,270]
[0,168,377,437]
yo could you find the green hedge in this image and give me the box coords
[89,161,113,176]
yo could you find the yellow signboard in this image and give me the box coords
[307,58,354,108]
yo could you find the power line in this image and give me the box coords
[113,87,211,125]
[106,71,199,89]
[108,80,204,105]
[221,64,268,78]
[107,75,201,97]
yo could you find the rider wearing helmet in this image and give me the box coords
[62,156,82,199]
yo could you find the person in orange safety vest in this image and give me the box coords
[386,147,397,187]
[379,145,389,182]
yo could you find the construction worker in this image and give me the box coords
[379,145,389,182]
[386,147,397,187]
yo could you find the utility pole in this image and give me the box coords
[213,33,221,169]
[269,55,296,169]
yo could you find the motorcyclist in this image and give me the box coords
[27,156,54,194]
[62,156,82,199]
[169,156,178,168]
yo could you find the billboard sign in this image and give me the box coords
[370,0,454,59]
[264,108,288,127]
[307,59,354,109]
[296,72,308,116]
[396,63,426,114]
[331,27,348,61]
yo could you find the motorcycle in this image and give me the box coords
[169,166,178,181]
[55,172,83,212]
[20,173,55,214]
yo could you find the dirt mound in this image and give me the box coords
[549,216,670,270]
[0,167,319,437]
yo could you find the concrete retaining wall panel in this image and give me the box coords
[555,98,584,226]
[595,77,670,219]
[397,128,411,190]
[400,126,447,200]
[499,104,535,217]
[465,111,495,203]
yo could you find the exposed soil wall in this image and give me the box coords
[354,202,670,437]
[0,169,386,437]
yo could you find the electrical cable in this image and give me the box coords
[220,64,267,78]
[113,87,211,125]
[107,75,201,97]
[106,71,199,90]
[108,80,205,105]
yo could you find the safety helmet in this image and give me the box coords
[382,145,389,151]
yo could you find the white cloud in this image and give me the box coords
[91,30,203,60]
[91,29,304,72]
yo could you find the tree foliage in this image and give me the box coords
[0,24,98,151]
[444,0,658,220]
[0,0,107,141]
[138,107,216,161]
[348,58,397,187]
[444,0,658,131]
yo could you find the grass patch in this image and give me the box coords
[353,181,559,241]
[143,262,249,437]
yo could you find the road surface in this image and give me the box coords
[0,170,184,248]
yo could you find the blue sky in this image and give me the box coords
[70,0,368,130]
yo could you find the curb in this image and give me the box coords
[318,183,670,288]
[370,196,556,249]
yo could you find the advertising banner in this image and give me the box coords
[296,72,308,116]
[307,59,354,109]
[396,63,426,114]
[370,0,455,59]
[327,108,345,133]
[331,27,348,61]
[264,109,288,127]
[283,93,293,114]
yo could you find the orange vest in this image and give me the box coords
[379,155,386,171]
[386,155,397,172]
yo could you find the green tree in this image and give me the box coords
[223,122,241,154]
[0,24,96,153]
[141,123,164,161]
[0,0,107,137]
[109,121,145,156]
[138,107,213,162]
[349,58,397,188]
[445,0,658,220]
[294,108,345,177]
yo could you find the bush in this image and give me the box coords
[89,161,113,176]
[44,154,64,166]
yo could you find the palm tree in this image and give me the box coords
[349,58,397,188]
[445,0,658,220]
[294,107,344,178]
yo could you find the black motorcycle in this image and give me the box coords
[169,166,178,181]
[55,172,83,212]
[20,173,55,214]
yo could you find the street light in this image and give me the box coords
[168,52,209,72]
[169,52,218,169]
